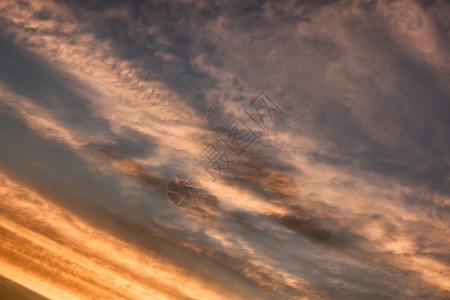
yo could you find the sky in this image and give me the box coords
[0,0,449,299]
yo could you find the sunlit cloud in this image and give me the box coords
[0,0,448,299]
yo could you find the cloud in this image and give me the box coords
[0,0,449,299]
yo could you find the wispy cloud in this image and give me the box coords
[0,0,449,299]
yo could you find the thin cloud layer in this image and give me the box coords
[0,0,449,299]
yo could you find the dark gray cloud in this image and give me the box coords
[0,35,109,134]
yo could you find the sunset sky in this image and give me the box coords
[0,0,449,299]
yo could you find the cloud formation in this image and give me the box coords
[0,0,449,299]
